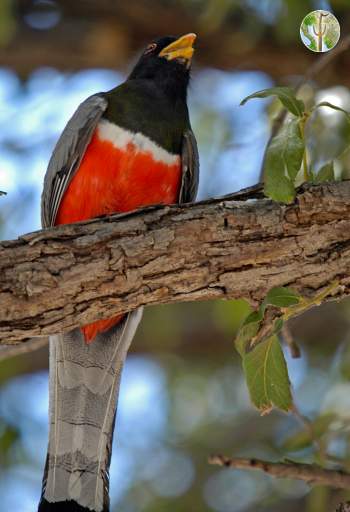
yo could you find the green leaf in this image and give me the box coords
[273,317,284,335]
[315,102,350,121]
[283,120,305,181]
[244,309,265,325]
[264,286,301,308]
[234,310,263,357]
[240,87,305,117]
[264,173,295,204]
[263,120,305,203]
[282,413,336,452]
[314,161,335,183]
[280,119,305,182]
[243,335,293,413]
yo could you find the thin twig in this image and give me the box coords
[281,323,301,358]
[285,34,350,128]
[292,405,327,465]
[302,34,350,83]
[209,455,350,489]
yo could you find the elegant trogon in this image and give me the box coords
[38,34,199,512]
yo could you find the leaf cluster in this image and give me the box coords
[241,88,350,203]
[234,287,301,413]
[234,281,339,414]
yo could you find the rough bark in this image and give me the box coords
[1,182,350,345]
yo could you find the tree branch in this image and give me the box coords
[5,1,350,86]
[336,503,350,512]
[281,323,301,359]
[209,455,350,490]
[1,181,350,345]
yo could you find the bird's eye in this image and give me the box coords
[144,43,157,55]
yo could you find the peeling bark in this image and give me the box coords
[1,182,350,345]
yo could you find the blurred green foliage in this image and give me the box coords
[0,421,19,466]
[0,0,15,47]
[282,413,336,452]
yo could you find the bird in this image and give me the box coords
[38,33,199,512]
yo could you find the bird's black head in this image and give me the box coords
[128,34,196,100]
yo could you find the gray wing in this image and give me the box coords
[179,129,199,204]
[41,93,108,228]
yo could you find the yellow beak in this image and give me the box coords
[159,33,196,63]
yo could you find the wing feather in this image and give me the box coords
[179,129,199,204]
[41,94,108,228]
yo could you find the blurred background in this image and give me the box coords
[2,0,350,511]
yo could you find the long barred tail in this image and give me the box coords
[38,308,143,512]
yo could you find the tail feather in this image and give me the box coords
[39,308,143,512]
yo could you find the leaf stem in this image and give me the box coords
[299,116,310,182]
[292,405,327,466]
[283,281,340,322]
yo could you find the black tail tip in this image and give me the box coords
[38,498,105,511]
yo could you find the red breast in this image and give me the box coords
[55,119,182,342]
